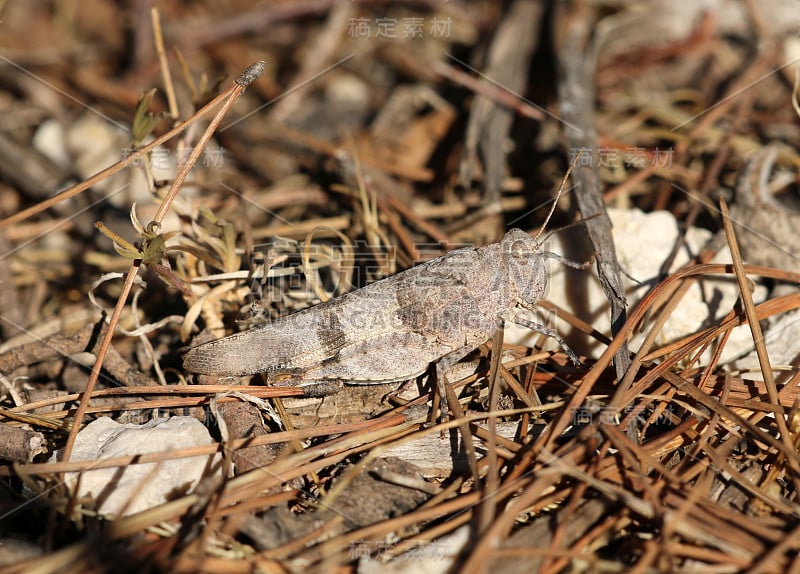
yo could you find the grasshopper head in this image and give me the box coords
[501,228,548,308]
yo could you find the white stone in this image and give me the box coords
[729,308,800,381]
[357,524,467,574]
[64,114,160,206]
[32,119,70,169]
[54,416,220,517]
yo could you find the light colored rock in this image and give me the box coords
[32,119,70,169]
[784,36,800,75]
[65,114,129,186]
[63,114,167,207]
[729,308,800,381]
[53,416,220,517]
[595,0,799,62]
[378,422,521,479]
[357,524,468,574]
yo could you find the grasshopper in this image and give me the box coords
[183,226,587,389]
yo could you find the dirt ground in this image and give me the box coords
[2,1,800,572]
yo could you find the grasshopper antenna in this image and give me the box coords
[541,212,602,245]
[534,153,581,242]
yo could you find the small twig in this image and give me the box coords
[154,62,266,224]
[457,0,545,212]
[431,59,544,121]
[0,321,156,387]
[151,6,179,120]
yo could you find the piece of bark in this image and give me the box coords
[0,321,157,387]
[0,423,46,463]
[711,459,764,513]
[0,231,26,340]
[368,84,456,175]
[22,389,68,414]
[730,144,800,272]
[280,382,402,427]
[242,457,430,550]
[218,401,287,474]
[458,0,546,238]
[495,498,609,573]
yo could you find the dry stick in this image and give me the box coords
[59,61,266,464]
[442,377,481,487]
[615,275,693,401]
[309,490,483,565]
[603,165,658,203]
[6,385,302,419]
[609,319,795,464]
[719,198,800,490]
[642,292,800,365]
[458,0,545,212]
[219,406,541,512]
[540,480,594,574]
[685,43,778,141]
[622,272,800,401]
[430,59,544,121]
[555,1,630,384]
[6,414,405,479]
[377,192,450,246]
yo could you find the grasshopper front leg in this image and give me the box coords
[507,314,582,365]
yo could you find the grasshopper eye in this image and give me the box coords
[510,240,530,262]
